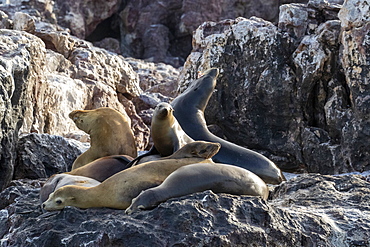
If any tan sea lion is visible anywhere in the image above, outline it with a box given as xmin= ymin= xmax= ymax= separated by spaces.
xmin=69 ymin=107 xmax=137 ymax=170
xmin=66 ymin=155 xmax=134 ymax=182
xmin=125 ymin=163 xmax=269 ymax=214
xmin=151 ymin=102 xmax=193 ymax=156
xmin=40 ymin=174 xmax=101 ymax=204
xmin=127 ymin=102 xmax=193 ymax=166
xmin=42 ymin=141 xmax=220 ymax=211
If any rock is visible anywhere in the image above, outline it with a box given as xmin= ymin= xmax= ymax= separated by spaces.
xmin=0 ymin=10 xmax=12 ymax=29
xmin=132 ymin=92 xmax=172 ymax=113
xmin=0 ymin=174 xmax=369 ymax=246
xmin=93 ymin=37 xmax=121 ymax=54
xmin=338 ymin=0 xmax=370 ymax=172
xmin=0 ymin=0 xmax=57 ymax=26
xmin=125 ymin=57 xmax=180 ymax=97
xmin=177 ymin=0 xmax=369 ymax=174
xmin=119 ymin=0 xmax=309 ymax=66
xmin=118 ymin=95 xmax=150 ymax=151
xmin=13 ymin=12 xmax=35 ymax=33
xmin=53 ymin=0 xmax=121 ymax=38
xmin=0 ymin=29 xmax=45 ymax=191
xmin=0 ymin=0 xmax=120 ymax=39
xmin=14 ymin=133 xmax=87 ymax=180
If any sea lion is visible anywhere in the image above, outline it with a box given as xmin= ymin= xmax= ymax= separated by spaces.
xmin=66 ymin=155 xmax=134 ymax=182
xmin=69 ymin=107 xmax=137 ymax=170
xmin=42 ymin=141 xmax=220 ymax=211
xmin=127 ymin=102 xmax=193 ymax=166
xmin=171 ymin=68 xmax=285 ymax=184
xmin=40 ymin=174 xmax=101 ymax=203
xmin=125 ymin=163 xmax=269 ymax=214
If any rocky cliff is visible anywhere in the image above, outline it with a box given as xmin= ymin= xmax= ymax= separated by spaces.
xmin=0 ymin=0 xmax=370 ymax=246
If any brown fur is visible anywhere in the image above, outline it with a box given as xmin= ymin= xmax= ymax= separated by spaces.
xmin=42 ymin=141 xmax=220 ymax=211
xmin=66 ymin=155 xmax=134 ymax=182
xmin=151 ymin=102 xmax=193 ymax=156
xmin=69 ymin=107 xmax=137 ymax=170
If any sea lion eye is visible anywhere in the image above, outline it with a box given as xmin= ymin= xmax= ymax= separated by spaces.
xmin=56 ymin=199 xmax=62 ymax=204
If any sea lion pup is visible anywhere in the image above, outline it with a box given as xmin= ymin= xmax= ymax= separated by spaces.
xmin=125 ymin=163 xmax=269 ymax=214
xmin=66 ymin=155 xmax=134 ymax=182
xmin=69 ymin=107 xmax=137 ymax=170
xmin=42 ymin=141 xmax=220 ymax=211
xmin=40 ymin=174 xmax=101 ymax=204
xmin=127 ymin=102 xmax=193 ymax=166
xmin=171 ymin=68 xmax=285 ymax=184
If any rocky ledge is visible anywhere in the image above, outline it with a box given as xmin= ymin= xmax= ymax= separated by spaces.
xmin=1 ymin=173 xmax=369 ymax=246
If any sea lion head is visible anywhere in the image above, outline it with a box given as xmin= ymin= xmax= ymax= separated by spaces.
xmin=125 ymin=189 xmax=158 ymax=214
xmin=173 ymin=68 xmax=219 ymax=112
xmin=165 ymin=141 xmax=221 ymax=159
xmin=69 ymin=107 xmax=128 ymax=135
xmin=42 ymin=186 xmax=79 ymax=211
xmin=153 ymin=102 xmax=174 ymax=121
xmin=69 ymin=109 xmax=97 ymax=134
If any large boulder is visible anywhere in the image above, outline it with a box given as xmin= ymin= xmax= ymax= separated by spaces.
xmin=14 ymin=133 xmax=87 ymax=180
xmin=177 ymin=0 xmax=369 ymax=174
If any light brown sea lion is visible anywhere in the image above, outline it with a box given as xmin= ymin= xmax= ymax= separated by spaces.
xmin=40 ymin=174 xmax=101 ymax=204
xmin=42 ymin=141 xmax=220 ymax=211
xmin=69 ymin=107 xmax=137 ymax=170
xmin=66 ymin=155 xmax=134 ymax=182
xmin=151 ymin=102 xmax=193 ymax=156
xmin=127 ymin=102 xmax=194 ymax=166
xmin=125 ymin=163 xmax=269 ymax=214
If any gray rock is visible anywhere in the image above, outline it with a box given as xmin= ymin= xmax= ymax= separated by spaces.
xmin=0 ymin=174 xmax=369 ymax=246
xmin=14 ymin=133 xmax=87 ymax=179
xmin=0 ymin=29 xmax=44 ymax=191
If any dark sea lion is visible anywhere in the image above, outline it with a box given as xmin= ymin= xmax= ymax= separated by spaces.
xmin=42 ymin=141 xmax=220 ymax=211
xmin=125 ymin=163 xmax=269 ymax=214
xmin=69 ymin=107 xmax=137 ymax=170
xmin=40 ymin=174 xmax=101 ymax=203
xmin=171 ymin=68 xmax=285 ymax=184
xmin=66 ymin=155 xmax=134 ymax=182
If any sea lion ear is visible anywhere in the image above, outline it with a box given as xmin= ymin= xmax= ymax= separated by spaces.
xmin=68 ymin=197 xmax=76 ymax=201
xmin=137 ymin=205 xmax=145 ymax=210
